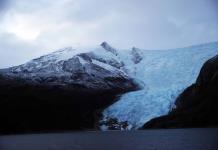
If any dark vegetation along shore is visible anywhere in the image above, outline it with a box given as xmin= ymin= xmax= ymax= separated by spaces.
xmin=0 ymin=75 xmax=138 ymax=134
xmin=143 ymin=55 xmax=218 ymax=128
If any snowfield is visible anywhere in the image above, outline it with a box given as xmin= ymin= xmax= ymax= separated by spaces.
xmin=100 ymin=42 xmax=218 ymax=129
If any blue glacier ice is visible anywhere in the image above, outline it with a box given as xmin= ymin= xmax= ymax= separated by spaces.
xmin=101 ymin=42 xmax=218 ymax=129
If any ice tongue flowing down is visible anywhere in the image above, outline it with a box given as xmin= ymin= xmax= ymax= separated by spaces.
xmin=100 ymin=42 xmax=118 ymax=56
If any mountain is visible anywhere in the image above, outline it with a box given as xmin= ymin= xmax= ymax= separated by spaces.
xmin=0 ymin=41 xmax=218 ymax=133
xmin=0 ymin=42 xmax=138 ymax=134
xmin=142 ymin=55 xmax=218 ymax=128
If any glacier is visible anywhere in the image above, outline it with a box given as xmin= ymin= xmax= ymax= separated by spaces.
xmin=100 ymin=42 xmax=218 ymax=130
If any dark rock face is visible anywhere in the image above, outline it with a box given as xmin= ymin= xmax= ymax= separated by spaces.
xmin=131 ymin=47 xmax=143 ymax=64
xmin=63 ymin=57 xmax=85 ymax=73
xmin=143 ymin=55 xmax=218 ymax=129
xmin=101 ymin=42 xmax=118 ymax=56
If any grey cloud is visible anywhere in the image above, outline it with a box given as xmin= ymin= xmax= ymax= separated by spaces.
xmin=0 ymin=0 xmax=218 ymax=67
xmin=0 ymin=33 xmax=43 ymax=68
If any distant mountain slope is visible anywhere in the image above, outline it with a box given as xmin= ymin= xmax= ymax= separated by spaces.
xmin=143 ymin=55 xmax=218 ymax=128
xmin=100 ymin=42 xmax=218 ymax=130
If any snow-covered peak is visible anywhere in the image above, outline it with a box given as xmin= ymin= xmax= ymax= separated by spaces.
xmin=6 ymin=47 xmax=84 ymax=74
xmin=100 ymin=41 xmax=118 ymax=56
xmin=0 ymin=43 xmax=136 ymax=90
xmin=33 ymin=47 xmax=81 ymax=63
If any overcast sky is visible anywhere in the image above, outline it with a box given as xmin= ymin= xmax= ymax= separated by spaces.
xmin=0 ymin=0 xmax=218 ymax=68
